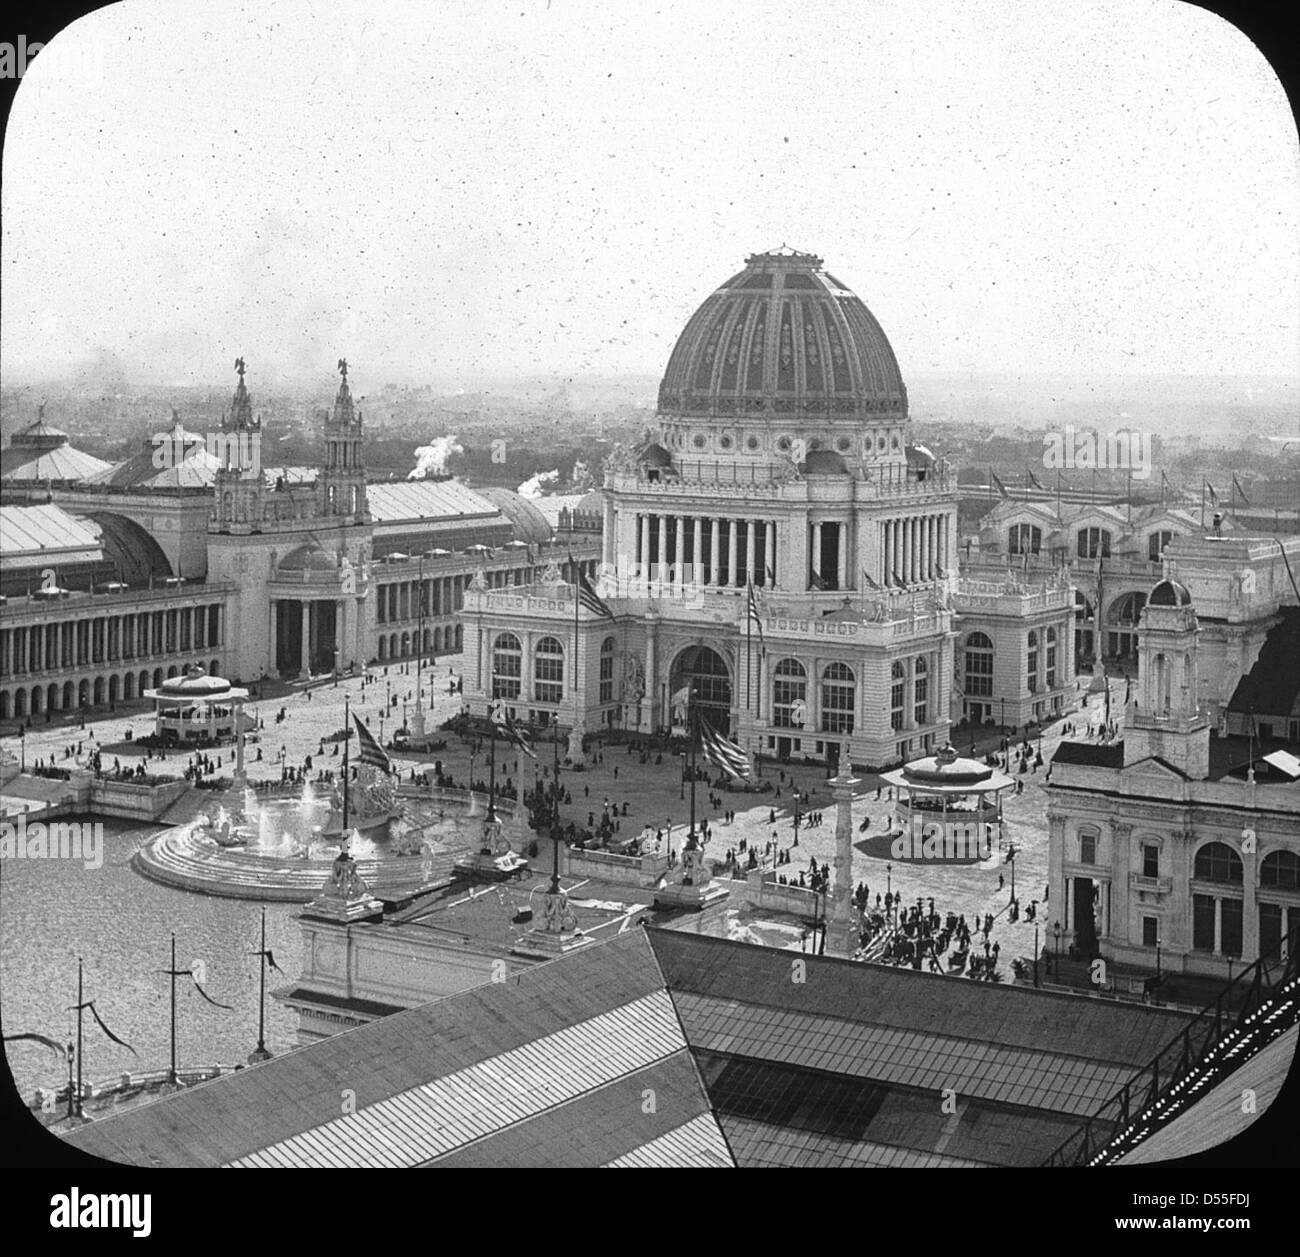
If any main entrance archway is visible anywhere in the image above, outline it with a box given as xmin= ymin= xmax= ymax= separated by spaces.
xmin=668 ymin=645 xmax=732 ymax=735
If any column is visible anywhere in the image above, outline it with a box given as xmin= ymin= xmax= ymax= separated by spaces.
xmin=658 ymin=513 xmax=670 ymax=584
xmin=300 ymin=602 xmax=310 ymax=675
xmin=765 ymin=520 xmax=776 ymax=586
xmin=270 ymin=600 xmax=279 ymax=674
xmin=836 ymin=520 xmax=849 ymax=590
xmin=1214 ymin=897 xmax=1223 ymax=955
xmin=811 ymin=522 xmax=822 ymax=585
xmin=638 ymin=514 xmax=650 ymax=581
xmin=674 ymin=513 xmax=685 ymax=585
xmin=727 ymin=519 xmax=738 ymax=587
xmin=337 ymin=599 xmax=348 ymax=672
xmin=924 ymin=517 xmax=933 ymax=580
xmin=693 ymin=515 xmax=704 ymax=586
xmin=1243 ymin=845 xmax=1259 ymax=961
xmin=893 ymin=518 xmax=902 ymax=585
xmin=744 ymin=519 xmax=756 ymax=587
xmin=710 ymin=518 xmax=721 ymax=587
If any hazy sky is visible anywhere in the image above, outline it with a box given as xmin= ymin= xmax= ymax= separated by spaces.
xmin=3 ymin=0 xmax=1297 ymax=388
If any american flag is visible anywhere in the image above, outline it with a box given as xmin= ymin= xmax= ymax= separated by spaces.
xmin=352 ymin=712 xmax=391 ymax=774
xmin=699 ymin=720 xmax=752 ymax=781
xmin=491 ymin=705 xmax=537 ymax=759
xmin=570 ymin=554 xmax=614 ymax=618
xmin=746 ymin=581 xmax=765 ymax=648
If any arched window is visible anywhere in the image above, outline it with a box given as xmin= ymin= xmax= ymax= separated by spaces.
xmin=1194 ymin=842 xmax=1243 ymax=884
xmin=492 ymin=632 xmax=522 ymax=700
xmin=773 ymin=658 xmax=807 ymax=729
xmin=820 ymin=662 xmax=855 ymax=734
xmin=964 ymin=632 xmax=993 ymax=698
xmin=1045 ymin=626 xmax=1058 ymax=689
xmin=1027 ymin=630 xmax=1039 ymax=693
xmin=1112 ymin=592 xmax=1147 ymax=627
xmin=1077 ymin=527 xmax=1112 ymax=560
xmin=1148 ymin=530 xmax=1176 ymax=562
xmin=1261 ymin=850 xmax=1300 ymax=890
xmin=599 ymin=636 xmax=616 ymax=704
xmin=1008 ymin=523 xmax=1042 ymax=556
xmin=913 ymin=656 xmax=928 ymax=726
xmin=891 ymin=661 xmax=906 ymax=730
xmin=533 ymin=636 xmax=564 ymax=703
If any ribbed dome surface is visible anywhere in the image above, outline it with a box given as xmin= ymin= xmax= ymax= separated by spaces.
xmin=657 ymin=248 xmax=907 ymax=421
xmin=1149 ymin=578 xmax=1193 ymax=607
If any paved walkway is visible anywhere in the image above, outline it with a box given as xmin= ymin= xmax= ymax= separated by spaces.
xmin=8 ymin=661 xmax=1130 ymax=972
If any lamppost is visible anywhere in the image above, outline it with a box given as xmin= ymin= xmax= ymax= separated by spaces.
xmin=1007 ymin=843 xmax=1017 ymax=900
xmin=1033 ymin=921 xmax=1040 ymax=988
xmin=1155 ymin=934 xmax=1162 ymax=982
xmin=1053 ymin=920 xmax=1062 ymax=979
xmin=19 ymin=727 xmax=25 ymax=772
xmin=886 ymin=862 xmax=893 ymax=922
xmin=679 ymin=746 xmax=685 ymax=800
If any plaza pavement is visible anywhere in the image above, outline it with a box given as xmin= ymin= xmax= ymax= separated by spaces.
xmin=9 ymin=658 xmax=1127 ymax=973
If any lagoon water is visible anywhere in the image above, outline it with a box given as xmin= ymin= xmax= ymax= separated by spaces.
xmin=0 ymin=818 xmax=303 ymax=1104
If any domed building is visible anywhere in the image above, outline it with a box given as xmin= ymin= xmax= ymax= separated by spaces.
xmin=461 ymin=248 xmax=960 ymax=770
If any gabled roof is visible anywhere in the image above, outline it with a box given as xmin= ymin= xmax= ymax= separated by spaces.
xmin=63 ymin=931 xmax=731 ymax=1169
xmin=366 ymin=480 xmax=502 ymax=525
xmin=0 ymin=504 xmax=102 ymax=562
xmin=1228 ymin=605 xmax=1300 ymax=719
xmin=1051 ymin=741 xmax=1125 ymax=769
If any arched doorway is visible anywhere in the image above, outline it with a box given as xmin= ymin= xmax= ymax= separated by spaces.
xmin=668 ymin=645 xmax=732 ymax=735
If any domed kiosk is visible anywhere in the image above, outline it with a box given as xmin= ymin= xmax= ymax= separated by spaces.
xmin=144 ymin=663 xmax=249 ymax=745
xmin=880 ymin=744 xmax=1017 ymax=861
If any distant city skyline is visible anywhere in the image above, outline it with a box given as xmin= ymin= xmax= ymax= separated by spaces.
xmin=3 ymin=0 xmax=1298 ymax=387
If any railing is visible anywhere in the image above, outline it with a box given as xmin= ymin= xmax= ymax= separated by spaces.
xmin=1040 ymin=926 xmax=1299 ymax=1167
xmin=1129 ymin=872 xmax=1173 ymax=894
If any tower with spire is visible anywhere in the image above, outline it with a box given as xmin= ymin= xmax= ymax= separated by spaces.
xmin=212 ymin=357 xmax=265 ymax=531
xmin=1124 ymin=575 xmax=1210 ymax=779
xmin=318 ymin=358 xmax=370 ymax=524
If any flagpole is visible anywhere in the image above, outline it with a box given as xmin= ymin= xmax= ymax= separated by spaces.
xmin=746 ymin=588 xmax=753 ymax=716
xmin=256 ymin=908 xmax=267 ymax=1060
xmin=342 ymin=694 xmax=350 ymax=833
xmin=1201 ymin=479 xmax=1206 ymax=531
xmin=687 ymin=690 xmax=698 ymax=849
xmin=169 ymin=933 xmax=177 ymax=1085
xmin=75 ymin=958 xmax=83 ymax=1119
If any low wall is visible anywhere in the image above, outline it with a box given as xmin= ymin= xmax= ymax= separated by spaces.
xmin=562 ymin=844 xmax=670 ymax=886
xmin=89 ymin=777 xmax=191 ymax=821
xmin=745 ymin=868 xmax=819 ymax=916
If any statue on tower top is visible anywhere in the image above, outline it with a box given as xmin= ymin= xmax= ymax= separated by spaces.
xmin=338 ymin=358 xmax=348 ymax=379
xmin=235 ymin=357 xmax=246 ymax=378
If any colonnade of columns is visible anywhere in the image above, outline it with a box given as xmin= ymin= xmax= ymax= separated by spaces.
xmin=882 ymin=514 xmax=950 ymax=586
xmin=0 ymin=604 xmax=224 ymax=677
xmin=633 ymin=514 xmax=775 ymax=587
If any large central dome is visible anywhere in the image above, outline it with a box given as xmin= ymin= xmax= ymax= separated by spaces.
xmin=657 ymin=247 xmax=907 ymax=422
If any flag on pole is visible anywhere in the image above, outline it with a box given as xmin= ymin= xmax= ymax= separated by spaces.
xmin=861 ymin=568 xmax=881 ymax=591
xmin=570 ymin=553 xmax=614 ymax=618
xmin=670 ymin=685 xmax=691 ymax=722
xmin=809 ymin=569 xmax=829 ymax=591
xmin=1206 ymin=481 xmax=1219 ymax=508
xmin=892 ymin=570 xmax=909 ymax=588
xmin=699 ymin=720 xmax=752 ymax=781
xmin=501 ymin=711 xmax=537 ymax=759
xmin=991 ymin=471 xmax=1009 ymax=498
xmin=934 ymin=563 xmax=947 ymax=578
xmin=1232 ymin=473 xmax=1250 ymax=508
xmin=746 ymin=581 xmax=766 ymax=648
xmin=1027 ymin=468 xmax=1045 ymax=491
xmin=352 ymin=713 xmax=392 ymax=775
